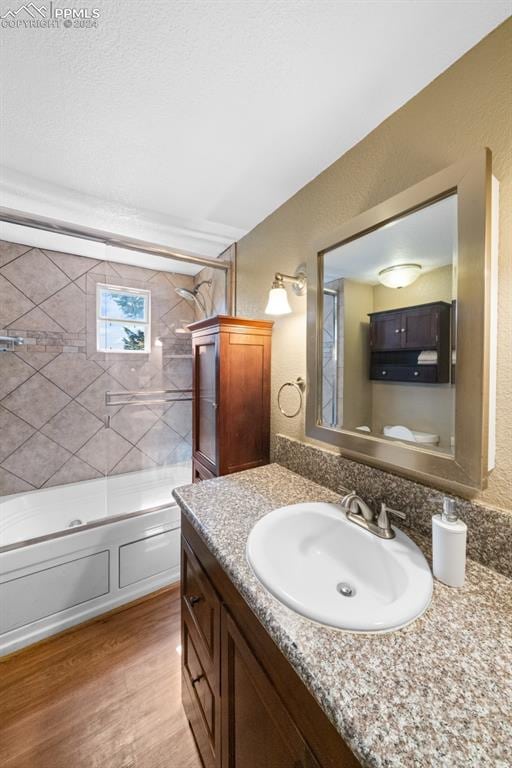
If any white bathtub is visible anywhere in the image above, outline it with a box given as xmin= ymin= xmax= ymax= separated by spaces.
xmin=0 ymin=463 xmax=191 ymax=656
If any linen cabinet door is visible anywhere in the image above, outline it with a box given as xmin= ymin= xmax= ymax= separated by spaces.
xmin=192 ymin=331 xmax=219 ymax=475
xmin=221 ymin=609 xmax=321 ymax=768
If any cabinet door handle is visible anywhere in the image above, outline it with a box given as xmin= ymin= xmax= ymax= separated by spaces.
xmin=381 ymin=370 xmax=387 ymax=376
xmin=414 ymin=371 xmax=419 ymax=377
xmin=191 ymin=674 xmax=204 ymax=686
xmin=189 ymin=595 xmax=202 ymax=606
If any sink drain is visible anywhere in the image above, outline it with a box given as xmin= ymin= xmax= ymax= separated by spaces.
xmin=336 ymin=582 xmax=355 ymax=597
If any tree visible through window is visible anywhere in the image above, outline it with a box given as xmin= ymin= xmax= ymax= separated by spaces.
xmin=97 ymin=284 xmax=151 ymax=353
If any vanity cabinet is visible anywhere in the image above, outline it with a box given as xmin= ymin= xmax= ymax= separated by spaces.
xmin=180 ymin=516 xmax=360 ymax=768
xmin=189 ymin=316 xmax=273 ymax=482
xmin=369 ymin=301 xmax=451 ymax=383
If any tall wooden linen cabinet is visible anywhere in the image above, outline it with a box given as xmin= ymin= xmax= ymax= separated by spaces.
xmin=188 ymin=315 xmax=273 ymax=482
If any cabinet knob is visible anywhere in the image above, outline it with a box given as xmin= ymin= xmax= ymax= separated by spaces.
xmin=189 ymin=595 xmax=202 ymax=606
xmin=191 ymin=674 xmax=204 ymax=686
xmin=394 ymin=329 xmax=400 ymax=334
xmin=414 ymin=371 xmax=419 ymax=377
xmin=381 ymin=370 xmax=387 ymax=376
xmin=212 ymin=402 xmax=218 ymax=410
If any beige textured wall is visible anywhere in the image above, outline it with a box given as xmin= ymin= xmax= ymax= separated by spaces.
xmin=236 ymin=19 xmax=512 ymax=511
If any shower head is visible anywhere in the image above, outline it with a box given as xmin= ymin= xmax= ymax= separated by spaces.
xmin=175 ymin=287 xmax=197 ymax=302
xmin=174 ymin=279 xmax=212 ymax=317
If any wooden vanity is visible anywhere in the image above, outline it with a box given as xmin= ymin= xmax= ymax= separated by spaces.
xmin=180 ymin=515 xmax=359 ymax=768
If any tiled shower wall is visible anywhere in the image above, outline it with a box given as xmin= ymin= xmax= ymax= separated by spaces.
xmin=0 ymin=239 xmax=201 ymax=495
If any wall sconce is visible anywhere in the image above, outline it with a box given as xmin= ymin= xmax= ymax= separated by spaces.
xmin=377 ymin=263 xmax=422 ymax=289
xmin=265 ymin=265 xmax=307 ymax=315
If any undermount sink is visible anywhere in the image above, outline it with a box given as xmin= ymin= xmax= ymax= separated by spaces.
xmin=246 ymin=502 xmax=433 ymax=633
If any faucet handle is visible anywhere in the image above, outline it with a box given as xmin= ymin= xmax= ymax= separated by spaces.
xmin=377 ymin=503 xmax=407 ymax=532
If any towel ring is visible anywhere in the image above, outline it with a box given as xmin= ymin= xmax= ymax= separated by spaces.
xmin=277 ymin=377 xmax=306 ymax=418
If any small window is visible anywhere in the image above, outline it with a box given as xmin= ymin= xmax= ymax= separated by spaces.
xmin=96 ymin=284 xmax=151 ymax=353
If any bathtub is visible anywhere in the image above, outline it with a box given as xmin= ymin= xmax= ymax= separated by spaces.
xmin=0 ymin=463 xmax=191 ymax=656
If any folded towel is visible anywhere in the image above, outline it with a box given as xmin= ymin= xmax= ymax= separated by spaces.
xmin=418 ymin=351 xmax=438 ymax=365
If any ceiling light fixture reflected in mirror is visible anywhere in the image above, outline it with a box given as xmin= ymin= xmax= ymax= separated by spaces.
xmin=377 ymin=263 xmax=422 ymax=289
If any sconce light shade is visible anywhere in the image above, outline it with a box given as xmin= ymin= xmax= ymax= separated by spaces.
xmin=265 ymin=286 xmax=292 ymax=315
xmin=378 ymin=263 xmax=422 ymax=289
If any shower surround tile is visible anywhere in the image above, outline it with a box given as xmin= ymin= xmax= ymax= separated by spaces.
xmin=0 ymin=240 xmax=31 ymax=268
xmin=0 ymin=241 xmax=203 ymax=492
xmin=41 ymin=401 xmax=103 ymax=453
xmin=44 ymin=455 xmax=102 ymax=487
xmin=77 ymin=427 xmax=132 ymax=474
xmin=42 ymin=249 xmax=99 ymax=280
xmin=273 ymin=434 xmax=512 ymax=578
xmin=40 ymin=352 xmax=103 ymax=397
xmin=2 ymin=432 xmax=71 ymax=487
xmin=0 ymin=407 xmax=35 ymax=463
xmin=0 ymin=354 xmax=35 ymax=400
xmin=0 ymin=467 xmax=34 ymax=495
xmin=1 ymin=248 xmax=69 ymax=304
xmin=1 ymin=373 xmax=71 ymax=429
xmin=40 ymin=282 xmax=86 ymax=333
xmin=0 ymin=274 xmax=34 ymax=327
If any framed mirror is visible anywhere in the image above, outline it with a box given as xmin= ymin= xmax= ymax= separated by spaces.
xmin=306 ymin=149 xmax=495 ymax=492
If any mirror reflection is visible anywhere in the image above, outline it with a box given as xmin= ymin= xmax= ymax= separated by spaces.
xmin=321 ymin=194 xmax=457 ymax=454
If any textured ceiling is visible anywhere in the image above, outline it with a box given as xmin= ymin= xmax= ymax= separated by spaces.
xmin=0 ymin=0 xmax=509 ymax=249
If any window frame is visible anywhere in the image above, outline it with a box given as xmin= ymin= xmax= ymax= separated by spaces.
xmin=96 ymin=283 xmax=151 ymax=354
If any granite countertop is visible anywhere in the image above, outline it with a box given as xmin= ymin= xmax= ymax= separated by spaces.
xmin=173 ymin=464 xmax=512 ymax=768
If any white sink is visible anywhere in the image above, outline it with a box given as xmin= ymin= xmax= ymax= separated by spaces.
xmin=246 ymin=502 xmax=433 ymax=633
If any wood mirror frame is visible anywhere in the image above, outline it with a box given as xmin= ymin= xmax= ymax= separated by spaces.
xmin=306 ymin=149 xmax=494 ymax=493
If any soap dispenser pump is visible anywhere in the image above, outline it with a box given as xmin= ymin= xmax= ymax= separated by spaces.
xmin=432 ymin=497 xmax=467 ymax=587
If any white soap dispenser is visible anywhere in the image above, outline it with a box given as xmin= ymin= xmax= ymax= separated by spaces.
xmin=432 ymin=497 xmax=467 ymax=587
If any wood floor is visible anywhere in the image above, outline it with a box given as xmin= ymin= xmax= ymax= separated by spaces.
xmin=0 ymin=586 xmax=203 ymax=768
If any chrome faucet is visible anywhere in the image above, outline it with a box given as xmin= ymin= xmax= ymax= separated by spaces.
xmin=340 ymin=491 xmax=406 ymax=539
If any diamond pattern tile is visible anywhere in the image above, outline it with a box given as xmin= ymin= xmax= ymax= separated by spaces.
xmin=0 ymin=466 xmax=34 ymax=495
xmin=137 ymin=421 xmax=183 ymax=464
xmin=0 ymin=274 xmax=35 ymax=327
xmin=2 ymin=432 xmax=71 ymax=487
xmin=161 ymin=400 xmax=192 ymax=438
xmin=42 ymin=249 xmax=99 ymax=280
xmin=166 ymin=439 xmax=192 ymax=465
xmin=44 ymin=455 xmax=102 ymax=488
xmin=41 ymin=401 xmax=103 ymax=453
xmin=76 ymin=372 xmax=126 ymax=418
xmin=0 ymin=353 xmax=35 ymax=399
xmin=8 ymin=306 xmax=64 ymax=333
xmin=105 ymin=262 xmax=156 ymax=283
xmin=0 ymin=241 xmax=32 ymax=268
xmin=109 ymin=405 xmax=159 ymax=444
xmin=0 ymin=406 xmax=35 ymax=462
xmin=41 ymin=353 xmax=103 ymax=398
xmin=40 ymin=282 xmax=86 ymax=333
xmin=77 ymin=427 xmax=132 ymax=474
xmin=1 ymin=373 xmax=71 ymax=429
xmin=14 ymin=349 xmax=60 ymax=371
xmin=105 ymin=360 xmax=160 ymax=391
xmin=1 ymin=248 xmax=69 ymax=304
xmin=110 ymin=446 xmax=157 ymax=476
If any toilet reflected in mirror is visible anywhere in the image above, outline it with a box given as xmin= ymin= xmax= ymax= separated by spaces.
xmin=320 ymin=193 xmax=457 ymax=455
